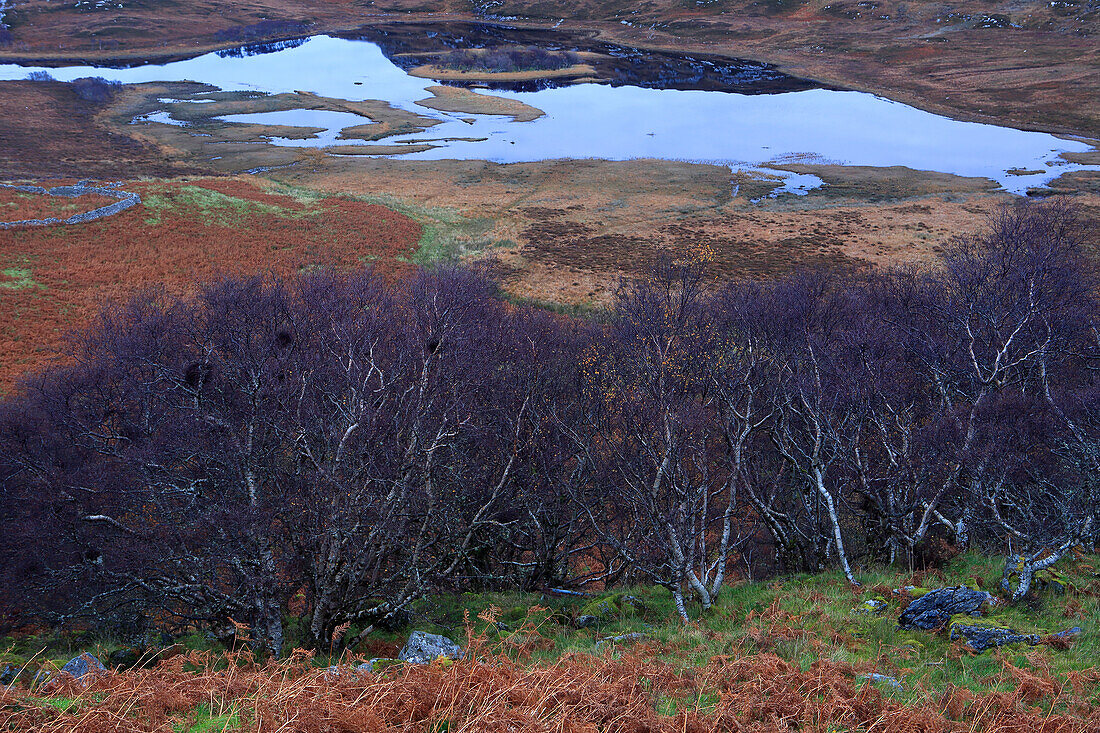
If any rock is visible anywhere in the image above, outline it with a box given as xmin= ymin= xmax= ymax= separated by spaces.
xmin=1052 ymin=626 xmax=1083 ymax=641
xmin=498 ymin=606 xmax=532 ymax=627
xmin=949 ymin=621 xmax=1040 ymax=653
xmin=109 ymin=642 xmax=184 ymax=670
xmin=357 ymin=657 xmax=399 ymax=673
xmin=157 ymin=644 xmax=185 ymax=663
xmin=860 ymin=673 xmax=903 ymax=690
xmin=893 ymin=586 xmax=929 ymax=598
xmin=398 ymin=631 xmax=464 ymax=665
xmin=323 ymin=664 xmax=351 ymax=679
xmin=579 ymin=594 xmax=644 ymax=623
xmin=135 ymin=630 xmax=175 ymax=649
xmin=595 ymin=632 xmax=646 ymax=652
xmin=60 ymin=653 xmax=107 ymax=683
xmin=0 ymin=664 xmax=19 ymax=686
xmin=573 ymin=614 xmax=600 ymax=629
xmin=1035 ymin=569 xmax=1072 ymax=596
xmin=108 ymin=647 xmax=143 ymax=670
xmin=30 ymin=669 xmax=51 ymax=689
xmin=897 ymin=587 xmax=994 ymax=630
xmin=853 ymin=598 xmax=888 ymax=616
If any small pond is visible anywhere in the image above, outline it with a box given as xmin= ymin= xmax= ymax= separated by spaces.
xmin=0 ymin=33 xmax=1095 ymax=194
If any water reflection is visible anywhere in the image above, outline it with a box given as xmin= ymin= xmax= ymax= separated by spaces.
xmin=0 ymin=34 xmax=1095 ymax=194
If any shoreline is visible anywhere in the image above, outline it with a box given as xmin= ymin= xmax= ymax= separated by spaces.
xmin=0 ymin=14 xmax=1097 ymax=141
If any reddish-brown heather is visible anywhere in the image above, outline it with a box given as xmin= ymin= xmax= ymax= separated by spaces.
xmin=3 ymin=633 xmax=1100 ymax=732
xmin=0 ymin=187 xmax=118 ymax=223
xmin=0 ymin=178 xmax=421 ymax=393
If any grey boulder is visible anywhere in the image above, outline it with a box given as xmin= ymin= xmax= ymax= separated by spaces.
xmin=0 ymin=664 xmax=19 ymax=686
xmin=594 ymin=632 xmax=647 ymax=653
xmin=860 ymin=673 xmax=903 ymax=690
xmin=1053 ymin=626 xmax=1083 ymax=641
xmin=949 ymin=623 xmax=1041 ymax=653
xmin=573 ymin=615 xmax=600 ymax=629
xmin=61 ymin=653 xmax=107 ymax=683
xmin=897 ymin=587 xmax=993 ymax=630
xmin=398 ymin=631 xmax=464 ymax=664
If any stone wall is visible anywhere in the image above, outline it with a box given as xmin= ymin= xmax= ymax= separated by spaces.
xmin=0 ymin=180 xmax=141 ymax=229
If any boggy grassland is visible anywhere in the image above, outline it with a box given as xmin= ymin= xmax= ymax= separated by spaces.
xmin=1 ymin=25 xmax=1099 ymax=392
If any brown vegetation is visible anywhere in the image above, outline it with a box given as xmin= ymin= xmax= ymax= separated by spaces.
xmin=415 ymin=85 xmax=545 ymax=122
xmin=0 ymin=178 xmax=421 ymax=392
xmin=0 ymin=2 xmax=1097 ymax=139
xmin=0 ymin=81 xmax=199 ymax=180
xmin=274 ymin=155 xmax=1050 ymax=305
xmin=408 ymin=62 xmax=596 ymax=83
xmin=0 ymin=186 xmax=117 ymax=222
xmin=4 ymin=631 xmax=1100 ymax=732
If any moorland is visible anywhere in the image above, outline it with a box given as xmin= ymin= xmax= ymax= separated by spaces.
xmin=2 ymin=0 xmax=1100 ymax=730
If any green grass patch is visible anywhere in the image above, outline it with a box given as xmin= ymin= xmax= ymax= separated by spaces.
xmin=0 ymin=267 xmax=44 ymax=291
xmin=174 ymin=704 xmax=240 ymax=732
xmin=30 ymin=696 xmax=79 ymax=712
xmin=141 ymin=185 xmax=300 ymax=227
xmin=265 ymin=182 xmax=502 ymax=264
xmin=6 ymin=553 xmax=1098 ymax=716
xmin=372 ymin=196 xmax=497 ymax=265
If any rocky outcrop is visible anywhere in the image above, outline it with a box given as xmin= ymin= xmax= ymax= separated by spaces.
xmin=579 ymin=594 xmax=644 ymax=624
xmin=949 ymin=621 xmax=1041 ymax=653
xmin=357 ymin=657 xmax=400 ymax=673
xmin=107 ymin=642 xmax=184 ymax=670
xmin=398 ymin=631 xmax=464 ymax=664
xmin=108 ymin=648 xmax=143 ymax=670
xmin=897 ymin=587 xmax=994 ymax=630
xmin=1053 ymin=626 xmax=1083 ymax=641
xmin=573 ymin=614 xmax=599 ymax=629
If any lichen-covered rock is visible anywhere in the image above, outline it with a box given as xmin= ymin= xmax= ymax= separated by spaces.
xmin=61 ymin=653 xmax=107 ymax=683
xmin=579 ymin=593 xmax=644 ymax=622
xmin=897 ymin=587 xmax=994 ymax=630
xmin=323 ymin=664 xmax=353 ymax=679
xmin=893 ymin=586 xmax=930 ymax=598
xmin=498 ymin=605 xmax=555 ymax=628
xmin=357 ymin=657 xmax=400 ymax=673
xmin=573 ymin=614 xmax=599 ymax=629
xmin=1034 ymin=569 xmax=1074 ymax=596
xmin=594 ymin=632 xmax=646 ymax=652
xmin=398 ymin=631 xmax=464 ymax=664
xmin=949 ymin=620 xmax=1040 ymax=652
xmin=853 ymin=598 xmax=888 ymax=616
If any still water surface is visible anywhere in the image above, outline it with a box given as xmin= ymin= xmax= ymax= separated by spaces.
xmin=1 ymin=35 xmax=1095 ymax=194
